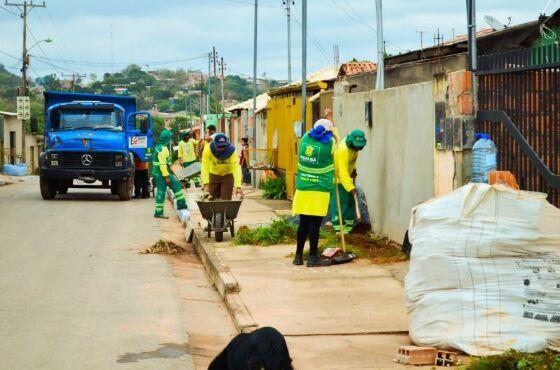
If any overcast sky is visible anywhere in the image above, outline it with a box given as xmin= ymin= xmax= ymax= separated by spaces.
xmin=0 ymin=0 xmax=555 ymax=81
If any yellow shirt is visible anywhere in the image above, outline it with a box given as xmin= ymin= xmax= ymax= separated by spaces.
xmin=201 ymin=144 xmax=242 ymax=187
xmin=334 ymin=139 xmax=358 ymax=192
xmin=157 ymin=146 xmax=170 ymax=177
xmin=178 ymin=138 xmax=198 ymax=163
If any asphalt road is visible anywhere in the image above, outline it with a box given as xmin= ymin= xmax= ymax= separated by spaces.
xmin=0 ymin=180 xmax=195 ymax=369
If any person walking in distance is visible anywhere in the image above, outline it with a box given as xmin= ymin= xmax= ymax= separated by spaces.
xmin=152 ymin=130 xmax=187 ymax=218
xmin=292 ymin=119 xmax=336 ymax=267
xmin=239 ymin=137 xmax=251 ymax=185
xmin=197 ymin=124 xmax=217 ymax=159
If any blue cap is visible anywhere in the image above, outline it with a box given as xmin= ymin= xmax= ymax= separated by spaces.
xmin=476 ymin=133 xmax=490 ymax=140
xmin=214 ymin=133 xmax=229 ymax=147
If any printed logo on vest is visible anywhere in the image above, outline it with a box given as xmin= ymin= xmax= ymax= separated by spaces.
xmin=301 ymin=144 xmax=320 ymax=165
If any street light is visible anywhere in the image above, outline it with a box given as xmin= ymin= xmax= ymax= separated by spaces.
xmin=27 ymin=37 xmax=53 ymax=52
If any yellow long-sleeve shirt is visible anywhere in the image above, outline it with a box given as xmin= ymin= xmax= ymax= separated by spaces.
xmin=178 ymin=138 xmax=198 ymax=163
xmin=334 ymin=139 xmax=358 ymax=192
xmin=156 ymin=146 xmax=171 ymax=177
xmin=201 ymin=144 xmax=242 ymax=187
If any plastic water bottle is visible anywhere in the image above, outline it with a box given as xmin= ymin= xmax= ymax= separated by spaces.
xmin=472 ymin=133 xmax=497 ymax=183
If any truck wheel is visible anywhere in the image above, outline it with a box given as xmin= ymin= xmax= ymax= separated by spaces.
xmin=117 ymin=178 xmax=133 ymax=200
xmin=110 ymin=181 xmax=119 ymax=195
xmin=58 ymin=186 xmax=68 ymax=195
xmin=40 ymin=177 xmax=57 ymax=200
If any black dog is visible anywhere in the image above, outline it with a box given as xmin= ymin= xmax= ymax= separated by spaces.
xmin=208 ymin=327 xmax=293 ymax=370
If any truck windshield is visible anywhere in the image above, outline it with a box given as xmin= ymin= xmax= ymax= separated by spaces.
xmin=52 ymin=109 xmax=123 ymax=131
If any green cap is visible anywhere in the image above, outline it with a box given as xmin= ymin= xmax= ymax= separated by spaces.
xmin=159 ymin=130 xmax=173 ymax=146
xmin=346 ymin=129 xmax=366 ymax=149
xmin=182 ymin=130 xmax=190 ymax=139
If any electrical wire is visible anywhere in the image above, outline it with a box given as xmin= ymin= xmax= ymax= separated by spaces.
xmin=0 ymin=49 xmax=20 ymax=60
xmin=29 ymin=54 xmax=207 ymax=67
xmin=0 ymin=5 xmax=19 ymax=16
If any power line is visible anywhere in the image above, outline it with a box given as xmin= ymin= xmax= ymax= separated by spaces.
xmin=28 ymin=54 xmax=207 ymax=67
xmin=290 ymin=10 xmax=331 ymax=64
xmin=0 ymin=49 xmax=20 ymax=59
xmin=0 ymin=4 xmax=19 ymax=16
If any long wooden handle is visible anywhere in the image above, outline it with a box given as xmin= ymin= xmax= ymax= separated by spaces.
xmin=334 ymin=182 xmax=346 ymax=253
xmin=354 ymin=192 xmax=361 ymax=221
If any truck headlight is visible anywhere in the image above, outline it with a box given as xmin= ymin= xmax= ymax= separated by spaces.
xmin=50 ymin=160 xmax=59 ymax=167
xmin=115 ymin=153 xmax=124 ymax=167
xmin=49 ymin=153 xmax=59 ymax=166
xmin=50 ymin=153 xmax=58 ymax=159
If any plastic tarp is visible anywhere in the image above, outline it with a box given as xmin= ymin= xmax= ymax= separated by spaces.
xmin=405 ymin=183 xmax=560 ymax=356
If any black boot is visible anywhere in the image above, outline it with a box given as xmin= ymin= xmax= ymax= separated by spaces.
xmin=293 ymin=254 xmax=303 ymax=266
xmin=307 ymin=254 xmax=331 ymax=267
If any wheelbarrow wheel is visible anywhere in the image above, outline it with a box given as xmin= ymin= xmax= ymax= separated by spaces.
xmin=207 ymin=222 xmax=211 ymax=238
xmin=215 ymin=231 xmax=224 ymax=242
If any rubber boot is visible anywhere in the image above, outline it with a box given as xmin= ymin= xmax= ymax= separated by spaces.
xmin=307 ymin=254 xmax=331 ymax=267
xmin=293 ymin=254 xmax=303 ymax=266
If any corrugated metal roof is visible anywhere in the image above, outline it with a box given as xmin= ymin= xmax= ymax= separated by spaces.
xmin=0 ymin=111 xmax=18 ymax=117
xmin=226 ymin=93 xmax=270 ymax=113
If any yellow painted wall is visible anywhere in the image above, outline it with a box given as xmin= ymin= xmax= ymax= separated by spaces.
xmin=267 ymin=92 xmax=314 ymax=199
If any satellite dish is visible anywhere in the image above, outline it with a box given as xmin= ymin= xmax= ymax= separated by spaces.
xmin=484 ymin=15 xmax=507 ymax=31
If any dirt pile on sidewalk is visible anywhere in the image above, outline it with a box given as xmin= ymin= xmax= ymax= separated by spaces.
xmin=141 ymin=239 xmax=185 ymax=255
xmin=344 ymin=234 xmax=408 ymax=264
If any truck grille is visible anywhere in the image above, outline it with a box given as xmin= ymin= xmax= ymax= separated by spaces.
xmin=57 ymin=152 xmax=114 ymax=169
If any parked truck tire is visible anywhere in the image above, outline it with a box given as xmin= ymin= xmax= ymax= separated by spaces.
xmin=110 ymin=181 xmax=119 ymax=195
xmin=117 ymin=177 xmax=133 ymax=200
xmin=40 ymin=177 xmax=57 ymax=200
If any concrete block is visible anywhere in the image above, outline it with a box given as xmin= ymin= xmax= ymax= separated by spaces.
xmin=395 ymin=345 xmax=437 ymax=365
xmin=224 ymin=293 xmax=258 ymax=334
xmin=0 ymin=180 xmax=5 ymax=186
xmin=435 ymin=350 xmax=458 ymax=366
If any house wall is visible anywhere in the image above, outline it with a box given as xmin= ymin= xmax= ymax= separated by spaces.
xmin=1 ymin=115 xmax=23 ymax=166
xmin=24 ymin=133 xmax=42 ymax=174
xmin=334 ymin=82 xmax=436 ymax=242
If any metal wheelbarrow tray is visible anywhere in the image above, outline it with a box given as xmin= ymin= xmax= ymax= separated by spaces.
xmin=196 ymin=199 xmax=243 ymax=242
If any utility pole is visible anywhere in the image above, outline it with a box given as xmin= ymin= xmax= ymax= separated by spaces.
xmin=200 ymin=73 xmax=204 ymax=129
xmin=375 ymin=0 xmax=384 ymax=90
xmin=301 ymin=0 xmax=307 ymax=127
xmin=282 ymin=0 xmax=293 ymax=83
xmin=219 ymin=57 xmax=226 ymax=133
xmin=333 ymin=44 xmax=340 ymax=68
xmin=5 ymin=0 xmax=47 ymax=96
xmin=212 ymin=47 xmax=218 ymax=119
xmin=252 ymin=0 xmax=258 ymax=187
xmin=416 ymin=30 xmax=426 ymax=59
xmin=466 ymin=0 xmax=478 ymax=109
xmin=5 ymin=0 xmax=46 ymax=165
xmin=206 ymin=52 xmax=211 ymax=120
xmin=61 ymin=72 xmax=86 ymax=92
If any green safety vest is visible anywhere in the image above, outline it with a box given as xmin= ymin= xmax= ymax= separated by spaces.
xmin=295 ymin=133 xmax=334 ymax=192
xmin=152 ymin=144 xmax=171 ymax=176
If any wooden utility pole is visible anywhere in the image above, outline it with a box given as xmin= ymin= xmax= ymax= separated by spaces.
xmin=5 ymin=0 xmax=46 ymax=164
xmin=212 ymin=47 xmax=218 ymax=118
xmin=200 ymin=73 xmax=204 ymax=130
xmin=62 ymin=72 xmax=86 ymax=92
xmin=282 ymin=0 xmax=293 ymax=83
xmin=416 ymin=30 xmax=426 ymax=59
xmin=220 ymin=57 xmax=226 ymax=133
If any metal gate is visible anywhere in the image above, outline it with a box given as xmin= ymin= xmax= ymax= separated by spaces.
xmin=477 ymin=44 xmax=560 ymax=207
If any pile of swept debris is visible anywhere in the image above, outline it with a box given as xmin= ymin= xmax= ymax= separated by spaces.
xmin=140 ymin=239 xmax=185 ymax=255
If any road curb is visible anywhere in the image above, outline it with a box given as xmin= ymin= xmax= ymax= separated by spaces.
xmin=190 ymin=227 xmax=258 ymax=333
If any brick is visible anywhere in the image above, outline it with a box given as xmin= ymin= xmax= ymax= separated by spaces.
xmin=395 ymin=346 xmax=437 ymax=365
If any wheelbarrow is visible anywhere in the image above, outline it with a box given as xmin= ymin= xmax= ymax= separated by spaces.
xmin=196 ymin=199 xmax=243 ymax=242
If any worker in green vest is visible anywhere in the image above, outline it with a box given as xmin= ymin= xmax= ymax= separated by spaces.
xmin=178 ymin=130 xmax=200 ymax=187
xmin=152 ymin=130 xmax=187 ymax=218
xmin=330 ymin=129 xmax=367 ymax=233
xmin=292 ymin=119 xmax=335 ymax=267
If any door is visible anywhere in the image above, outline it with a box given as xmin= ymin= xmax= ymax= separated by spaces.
xmin=9 ymin=131 xmax=15 ymax=164
xmin=126 ymin=112 xmax=153 ymax=162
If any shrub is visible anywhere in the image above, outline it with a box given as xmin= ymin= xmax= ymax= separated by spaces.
xmin=261 ymin=176 xmax=287 ymax=200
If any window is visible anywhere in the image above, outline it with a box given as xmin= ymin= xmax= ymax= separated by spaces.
xmin=52 ymin=109 xmax=123 ymax=131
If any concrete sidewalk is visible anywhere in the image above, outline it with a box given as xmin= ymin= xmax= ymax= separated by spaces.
xmin=183 ymin=187 xmax=424 ymax=369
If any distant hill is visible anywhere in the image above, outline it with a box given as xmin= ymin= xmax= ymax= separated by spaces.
xmin=0 ymin=64 xmax=21 ymax=111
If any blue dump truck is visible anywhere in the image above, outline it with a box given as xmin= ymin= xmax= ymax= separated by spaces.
xmin=39 ymin=91 xmax=153 ymax=200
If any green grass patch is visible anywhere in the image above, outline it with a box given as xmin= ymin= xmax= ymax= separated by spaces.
xmin=261 ymin=177 xmax=287 ymax=200
xmin=464 ymin=350 xmax=560 ymax=370
xmin=234 ymin=217 xmax=297 ymax=246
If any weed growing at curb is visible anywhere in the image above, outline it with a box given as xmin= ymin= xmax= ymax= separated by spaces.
xmin=234 ymin=217 xmax=297 ymax=246
xmin=464 ymin=350 xmax=560 ymax=370
xmin=261 ymin=177 xmax=287 ymax=200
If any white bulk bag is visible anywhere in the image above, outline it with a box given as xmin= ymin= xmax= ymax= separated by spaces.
xmin=405 ymin=183 xmax=560 ymax=356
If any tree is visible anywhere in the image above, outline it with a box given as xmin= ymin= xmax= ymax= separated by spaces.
xmin=35 ymin=74 xmax=62 ymax=91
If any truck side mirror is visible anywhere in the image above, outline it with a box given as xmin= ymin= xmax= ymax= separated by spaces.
xmin=140 ymin=119 xmax=149 ymax=134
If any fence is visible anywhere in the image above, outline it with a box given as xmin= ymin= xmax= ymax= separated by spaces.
xmin=477 ymin=44 xmax=560 ymax=207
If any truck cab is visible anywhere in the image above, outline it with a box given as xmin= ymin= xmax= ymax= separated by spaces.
xmin=39 ymin=91 xmax=153 ymax=200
